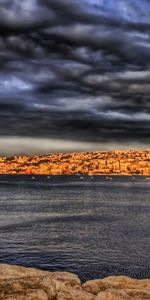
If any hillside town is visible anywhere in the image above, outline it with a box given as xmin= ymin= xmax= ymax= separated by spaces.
xmin=0 ymin=150 xmax=150 ymax=175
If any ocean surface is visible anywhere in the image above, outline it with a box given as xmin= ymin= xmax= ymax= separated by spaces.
xmin=0 ymin=175 xmax=149 ymax=282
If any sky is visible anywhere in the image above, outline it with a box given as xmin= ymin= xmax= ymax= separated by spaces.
xmin=0 ymin=0 xmax=150 ymax=155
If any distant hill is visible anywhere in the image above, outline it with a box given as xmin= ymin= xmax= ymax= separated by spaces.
xmin=0 ymin=150 xmax=150 ymax=175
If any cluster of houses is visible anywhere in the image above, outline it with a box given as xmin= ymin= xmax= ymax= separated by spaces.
xmin=0 ymin=150 xmax=150 ymax=175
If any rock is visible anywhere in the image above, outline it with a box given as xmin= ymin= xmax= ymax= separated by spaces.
xmin=0 ymin=264 xmax=81 ymax=289
xmin=95 ymin=288 xmax=150 ymax=299
xmin=57 ymin=288 xmax=95 ymax=300
xmin=83 ymin=276 xmax=150 ymax=299
xmin=0 ymin=264 xmax=81 ymax=300
xmin=95 ymin=289 xmax=132 ymax=299
xmin=0 ymin=264 xmax=149 ymax=299
xmin=2 ymin=289 xmax=48 ymax=300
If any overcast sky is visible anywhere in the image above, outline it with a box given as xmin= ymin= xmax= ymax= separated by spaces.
xmin=0 ymin=0 xmax=150 ymax=155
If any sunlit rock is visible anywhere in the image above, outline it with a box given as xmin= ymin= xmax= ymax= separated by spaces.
xmin=83 ymin=276 xmax=150 ymax=299
xmin=0 ymin=264 xmax=149 ymax=299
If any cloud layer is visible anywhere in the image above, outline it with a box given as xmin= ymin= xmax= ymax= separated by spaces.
xmin=0 ymin=0 xmax=150 ymax=154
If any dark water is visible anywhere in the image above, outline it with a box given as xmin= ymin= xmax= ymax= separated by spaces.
xmin=0 ymin=175 xmax=150 ymax=282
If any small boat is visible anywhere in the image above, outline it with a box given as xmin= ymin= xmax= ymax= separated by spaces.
xmin=32 ymin=176 xmax=35 ymax=180
xmin=80 ymin=176 xmax=84 ymax=180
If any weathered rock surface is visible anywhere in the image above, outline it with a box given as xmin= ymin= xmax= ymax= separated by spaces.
xmin=0 ymin=264 xmax=80 ymax=300
xmin=0 ymin=264 xmax=149 ymax=299
xmin=57 ymin=288 xmax=95 ymax=300
xmin=83 ymin=276 xmax=150 ymax=299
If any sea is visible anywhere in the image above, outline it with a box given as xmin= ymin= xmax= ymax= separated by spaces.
xmin=0 ymin=175 xmax=149 ymax=282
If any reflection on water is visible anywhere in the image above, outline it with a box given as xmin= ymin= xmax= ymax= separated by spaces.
xmin=0 ymin=175 xmax=150 ymax=281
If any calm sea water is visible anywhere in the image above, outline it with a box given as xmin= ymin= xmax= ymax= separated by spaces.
xmin=0 ymin=175 xmax=149 ymax=282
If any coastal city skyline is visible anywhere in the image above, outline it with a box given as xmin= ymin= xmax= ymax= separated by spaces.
xmin=0 ymin=0 xmax=150 ymax=155
xmin=0 ymin=150 xmax=150 ymax=175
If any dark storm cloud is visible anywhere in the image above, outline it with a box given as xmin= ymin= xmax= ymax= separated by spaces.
xmin=0 ymin=0 xmax=150 ymax=154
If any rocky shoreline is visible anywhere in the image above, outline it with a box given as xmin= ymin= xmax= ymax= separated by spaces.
xmin=0 ymin=264 xmax=149 ymax=299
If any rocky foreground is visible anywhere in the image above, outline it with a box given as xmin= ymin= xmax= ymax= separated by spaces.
xmin=0 ymin=264 xmax=150 ymax=299
xmin=0 ymin=150 xmax=150 ymax=175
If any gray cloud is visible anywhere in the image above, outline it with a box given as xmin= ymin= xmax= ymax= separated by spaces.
xmin=0 ymin=0 xmax=150 ymax=154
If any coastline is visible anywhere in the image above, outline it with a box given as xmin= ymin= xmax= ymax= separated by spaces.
xmin=0 ymin=264 xmax=150 ymax=299
xmin=0 ymin=150 xmax=150 ymax=175
xmin=1 ymin=172 xmax=150 ymax=177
